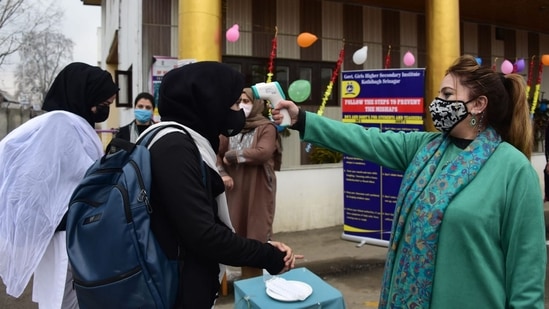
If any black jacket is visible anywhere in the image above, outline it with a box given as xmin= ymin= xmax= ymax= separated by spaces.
xmin=115 ymin=120 xmax=151 ymax=142
xmin=149 ymin=131 xmax=285 ymax=308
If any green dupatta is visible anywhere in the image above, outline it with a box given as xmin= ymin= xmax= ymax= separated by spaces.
xmin=379 ymin=127 xmax=501 ymax=308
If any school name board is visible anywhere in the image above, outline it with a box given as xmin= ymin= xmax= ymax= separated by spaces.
xmin=340 ymin=68 xmax=425 ymax=247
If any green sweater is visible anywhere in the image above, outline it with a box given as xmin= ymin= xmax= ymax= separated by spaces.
xmin=301 ymin=112 xmax=546 ymax=308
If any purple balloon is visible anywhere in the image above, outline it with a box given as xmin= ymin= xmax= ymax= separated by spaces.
xmin=515 ymin=58 xmax=525 ymax=73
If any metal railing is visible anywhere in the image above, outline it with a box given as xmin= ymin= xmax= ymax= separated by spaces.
xmin=0 ymin=105 xmax=45 ymax=140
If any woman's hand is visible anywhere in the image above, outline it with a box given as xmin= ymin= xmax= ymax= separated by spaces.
xmin=271 ymin=100 xmax=299 ymax=127
xmin=221 ymin=175 xmax=234 ymax=190
xmin=268 ymin=240 xmax=305 ymax=273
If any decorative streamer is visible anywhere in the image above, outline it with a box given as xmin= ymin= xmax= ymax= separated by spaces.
xmin=264 ymin=26 xmax=284 ymax=132
xmin=266 ymin=27 xmax=278 ymax=83
xmin=317 ymin=48 xmax=345 ymax=117
xmin=306 ymin=46 xmax=345 ymax=152
xmin=526 ymin=55 xmax=535 ymax=103
xmin=384 ymin=45 xmax=391 ymax=69
xmin=530 ymin=60 xmax=544 ymax=116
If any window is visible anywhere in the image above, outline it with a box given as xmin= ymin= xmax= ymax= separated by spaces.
xmin=115 ymin=68 xmax=132 ymax=108
xmin=223 ymin=56 xmax=339 ymax=108
xmin=223 ymin=56 xmax=341 ymax=167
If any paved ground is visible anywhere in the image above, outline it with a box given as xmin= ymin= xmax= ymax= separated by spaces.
xmin=216 ymin=223 xmax=549 ymax=309
xmin=215 ymin=225 xmax=387 ymax=309
xmin=0 ymin=225 xmax=387 ymax=309
xmin=2 ymin=224 xmax=549 ymax=308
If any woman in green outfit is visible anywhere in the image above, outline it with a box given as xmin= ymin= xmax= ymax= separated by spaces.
xmin=273 ymin=55 xmax=546 ymax=308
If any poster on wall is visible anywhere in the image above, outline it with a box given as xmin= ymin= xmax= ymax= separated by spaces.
xmin=150 ymin=57 xmax=196 ymax=122
xmin=340 ymin=68 xmax=425 ymax=247
xmin=150 ymin=56 xmax=179 ymax=122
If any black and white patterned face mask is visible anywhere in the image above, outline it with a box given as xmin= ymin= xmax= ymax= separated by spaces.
xmin=429 ymin=97 xmax=474 ymax=133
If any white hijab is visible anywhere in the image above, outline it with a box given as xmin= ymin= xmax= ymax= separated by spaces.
xmin=0 ymin=111 xmax=103 ymax=300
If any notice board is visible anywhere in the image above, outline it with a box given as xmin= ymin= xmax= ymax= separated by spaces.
xmin=340 ymin=68 xmax=425 ymax=247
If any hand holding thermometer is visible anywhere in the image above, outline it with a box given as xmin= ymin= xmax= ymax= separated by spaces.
xmin=251 ymin=81 xmax=291 ymax=127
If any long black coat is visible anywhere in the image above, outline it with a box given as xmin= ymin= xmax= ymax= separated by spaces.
xmin=149 ymin=131 xmax=285 ymax=308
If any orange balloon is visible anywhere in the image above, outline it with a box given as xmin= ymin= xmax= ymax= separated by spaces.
xmin=297 ymin=32 xmax=318 ymax=48
xmin=542 ymin=54 xmax=549 ymax=66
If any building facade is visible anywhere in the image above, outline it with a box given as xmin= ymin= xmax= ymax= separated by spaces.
xmin=84 ymin=0 xmax=549 ymax=231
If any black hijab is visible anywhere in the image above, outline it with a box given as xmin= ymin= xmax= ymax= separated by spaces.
xmin=42 ymin=62 xmax=118 ymax=127
xmin=158 ymin=61 xmax=245 ymax=151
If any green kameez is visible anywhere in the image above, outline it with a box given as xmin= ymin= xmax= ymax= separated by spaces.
xmin=301 ymin=112 xmax=546 ymax=308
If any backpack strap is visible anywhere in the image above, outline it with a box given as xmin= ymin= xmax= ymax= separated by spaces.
xmin=138 ymin=124 xmax=207 ymax=186
xmin=137 ymin=124 xmax=189 ymax=148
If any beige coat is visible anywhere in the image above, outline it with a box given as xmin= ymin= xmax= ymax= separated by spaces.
xmin=217 ymin=124 xmax=279 ymax=242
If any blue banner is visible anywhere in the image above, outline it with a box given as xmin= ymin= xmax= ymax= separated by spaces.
xmin=340 ymin=68 xmax=425 ymax=246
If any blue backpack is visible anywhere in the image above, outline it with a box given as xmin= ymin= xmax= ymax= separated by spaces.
xmin=66 ymin=125 xmax=190 ymax=309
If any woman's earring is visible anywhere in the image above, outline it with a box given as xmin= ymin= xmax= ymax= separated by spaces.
xmin=477 ymin=112 xmax=484 ymax=134
xmin=470 ymin=113 xmax=477 ymax=127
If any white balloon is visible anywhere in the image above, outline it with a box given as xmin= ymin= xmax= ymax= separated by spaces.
xmin=352 ymin=46 xmax=368 ymax=65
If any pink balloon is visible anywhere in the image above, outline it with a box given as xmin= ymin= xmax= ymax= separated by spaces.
xmin=500 ymin=59 xmax=513 ymax=74
xmin=514 ymin=58 xmax=525 ymax=73
xmin=403 ymin=51 xmax=415 ymax=67
xmin=226 ymin=24 xmax=239 ymax=42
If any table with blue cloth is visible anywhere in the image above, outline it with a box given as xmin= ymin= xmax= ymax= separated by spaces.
xmin=233 ymin=267 xmax=346 ymax=309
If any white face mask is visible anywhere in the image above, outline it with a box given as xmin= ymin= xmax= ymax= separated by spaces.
xmin=239 ymin=103 xmax=252 ymax=118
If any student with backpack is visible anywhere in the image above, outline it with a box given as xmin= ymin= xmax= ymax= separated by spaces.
xmin=0 ymin=62 xmax=118 ymax=308
xmin=69 ymin=61 xmax=296 ymax=309
xmin=150 ymin=62 xmax=301 ymax=308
